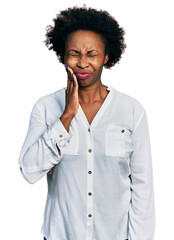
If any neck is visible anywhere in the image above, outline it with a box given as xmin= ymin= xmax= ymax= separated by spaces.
xmin=78 ymin=81 xmax=108 ymax=104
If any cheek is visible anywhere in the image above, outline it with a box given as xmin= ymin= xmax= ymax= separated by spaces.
xmin=93 ymin=61 xmax=104 ymax=71
xmin=64 ymin=54 xmax=77 ymax=66
xmin=87 ymin=59 xmax=103 ymax=70
xmin=65 ymin=58 xmax=77 ymax=67
xmin=91 ymin=57 xmax=105 ymax=68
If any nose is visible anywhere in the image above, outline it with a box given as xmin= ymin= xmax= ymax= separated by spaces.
xmin=77 ymin=55 xmax=89 ymax=69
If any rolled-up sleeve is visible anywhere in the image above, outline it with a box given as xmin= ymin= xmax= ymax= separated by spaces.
xmin=128 ymin=108 xmax=156 ymax=240
xmin=18 ymin=101 xmax=73 ymax=184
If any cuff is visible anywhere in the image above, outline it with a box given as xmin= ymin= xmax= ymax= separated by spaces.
xmin=43 ymin=117 xmax=73 ymax=148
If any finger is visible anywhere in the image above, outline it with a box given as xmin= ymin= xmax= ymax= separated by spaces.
xmin=72 ymin=73 xmax=79 ymax=94
xmin=67 ymin=66 xmax=73 ymax=79
xmin=67 ymin=70 xmax=72 ymax=91
xmin=67 ymin=66 xmax=73 ymax=82
xmin=66 ymin=76 xmax=70 ymax=94
xmin=72 ymin=72 xmax=78 ymax=88
xmin=64 ymin=64 xmax=71 ymax=93
xmin=67 ymin=67 xmax=75 ymax=92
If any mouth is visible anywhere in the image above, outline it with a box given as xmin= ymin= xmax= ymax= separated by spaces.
xmin=75 ymin=72 xmax=93 ymax=80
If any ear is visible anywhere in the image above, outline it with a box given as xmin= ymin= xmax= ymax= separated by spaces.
xmin=104 ymin=54 xmax=109 ymax=65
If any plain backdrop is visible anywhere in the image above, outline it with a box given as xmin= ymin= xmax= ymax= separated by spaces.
xmin=0 ymin=0 xmax=173 ymax=239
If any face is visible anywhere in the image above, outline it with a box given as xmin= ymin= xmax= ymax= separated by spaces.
xmin=64 ymin=30 xmax=109 ymax=87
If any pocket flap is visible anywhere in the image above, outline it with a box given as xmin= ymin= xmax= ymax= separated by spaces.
xmin=105 ymin=124 xmax=133 ymax=157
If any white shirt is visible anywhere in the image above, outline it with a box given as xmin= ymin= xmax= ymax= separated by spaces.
xmin=18 ymin=85 xmax=155 ymax=240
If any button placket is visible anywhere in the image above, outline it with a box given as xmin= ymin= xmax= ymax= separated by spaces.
xmin=86 ymin=127 xmax=94 ymax=240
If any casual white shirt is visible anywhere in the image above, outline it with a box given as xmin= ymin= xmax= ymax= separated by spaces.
xmin=18 ymin=85 xmax=155 ymax=240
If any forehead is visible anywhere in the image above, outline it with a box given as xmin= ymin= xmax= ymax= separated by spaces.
xmin=65 ymin=30 xmax=105 ymax=51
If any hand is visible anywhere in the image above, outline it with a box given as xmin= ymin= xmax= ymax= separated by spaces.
xmin=48 ymin=65 xmax=79 ymax=178
xmin=47 ymin=165 xmax=55 ymax=178
xmin=63 ymin=64 xmax=79 ymax=117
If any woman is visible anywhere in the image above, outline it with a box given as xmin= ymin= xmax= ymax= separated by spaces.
xmin=18 ymin=5 xmax=155 ymax=240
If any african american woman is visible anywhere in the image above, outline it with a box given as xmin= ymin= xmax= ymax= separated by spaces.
xmin=18 ymin=5 xmax=155 ymax=240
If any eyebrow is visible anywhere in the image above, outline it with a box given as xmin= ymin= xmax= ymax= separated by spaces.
xmin=68 ymin=49 xmax=99 ymax=53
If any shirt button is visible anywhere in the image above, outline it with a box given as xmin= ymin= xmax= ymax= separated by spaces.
xmin=59 ymin=134 xmax=63 ymax=138
xmin=121 ymin=129 xmax=125 ymax=133
xmin=88 ymin=149 xmax=92 ymax=153
xmin=20 ymin=167 xmax=22 ymax=171
xmin=88 ymin=170 xmax=92 ymax=174
xmin=88 ymin=128 xmax=91 ymax=132
xmin=88 ymin=214 xmax=92 ymax=218
xmin=88 ymin=192 xmax=92 ymax=196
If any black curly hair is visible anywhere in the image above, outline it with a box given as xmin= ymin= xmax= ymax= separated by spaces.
xmin=44 ymin=5 xmax=126 ymax=69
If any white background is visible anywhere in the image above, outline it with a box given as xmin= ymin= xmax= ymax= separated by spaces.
xmin=0 ymin=0 xmax=173 ymax=239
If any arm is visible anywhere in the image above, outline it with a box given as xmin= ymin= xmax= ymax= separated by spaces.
xmin=18 ymin=101 xmax=74 ymax=184
xmin=128 ymin=108 xmax=156 ymax=240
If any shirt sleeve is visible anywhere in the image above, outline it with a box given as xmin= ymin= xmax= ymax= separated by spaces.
xmin=18 ymin=101 xmax=73 ymax=184
xmin=128 ymin=107 xmax=156 ymax=240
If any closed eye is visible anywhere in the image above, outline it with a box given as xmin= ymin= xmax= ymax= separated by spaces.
xmin=67 ymin=49 xmax=99 ymax=57
xmin=87 ymin=50 xmax=98 ymax=57
xmin=70 ymin=54 xmax=79 ymax=56
xmin=88 ymin=54 xmax=97 ymax=57
xmin=68 ymin=50 xmax=79 ymax=56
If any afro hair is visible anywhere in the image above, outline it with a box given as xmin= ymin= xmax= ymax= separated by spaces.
xmin=44 ymin=5 xmax=126 ymax=69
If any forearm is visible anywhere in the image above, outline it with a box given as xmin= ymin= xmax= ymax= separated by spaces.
xmin=18 ymin=105 xmax=73 ymax=184
xmin=60 ymin=112 xmax=75 ymax=133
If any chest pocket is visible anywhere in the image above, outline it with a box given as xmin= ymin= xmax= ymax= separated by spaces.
xmin=105 ymin=124 xmax=133 ymax=158
xmin=63 ymin=119 xmax=79 ymax=155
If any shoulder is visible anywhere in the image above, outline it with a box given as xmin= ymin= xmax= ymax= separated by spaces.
xmin=33 ymin=87 xmax=66 ymax=109
xmin=111 ymin=86 xmax=146 ymax=117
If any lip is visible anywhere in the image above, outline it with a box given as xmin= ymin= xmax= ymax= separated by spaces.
xmin=75 ymin=72 xmax=93 ymax=79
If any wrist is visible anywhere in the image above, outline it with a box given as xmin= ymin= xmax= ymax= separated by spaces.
xmin=61 ymin=111 xmax=75 ymax=120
